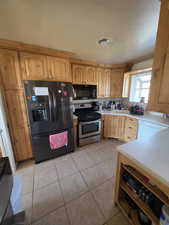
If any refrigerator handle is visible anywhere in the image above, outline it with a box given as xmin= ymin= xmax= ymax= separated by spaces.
xmin=48 ymin=89 xmax=54 ymax=121
xmin=53 ymin=90 xmax=57 ymax=122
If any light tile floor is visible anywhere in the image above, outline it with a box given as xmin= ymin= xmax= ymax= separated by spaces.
xmin=16 ymin=138 xmax=130 ymax=225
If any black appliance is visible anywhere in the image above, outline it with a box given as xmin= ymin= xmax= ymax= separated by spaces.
xmin=73 ymin=84 xmax=97 ymax=100
xmin=0 ymin=157 xmax=13 ymax=225
xmin=24 ymin=81 xmax=74 ymax=163
xmin=74 ymin=103 xmax=101 ymax=146
xmin=130 ymin=105 xmax=144 ymax=115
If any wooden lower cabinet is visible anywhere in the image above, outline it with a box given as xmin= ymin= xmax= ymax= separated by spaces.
xmin=104 ymin=115 xmax=125 ymax=139
xmin=12 ymin=126 xmax=33 ymax=161
xmin=103 ymin=115 xmax=138 ymax=142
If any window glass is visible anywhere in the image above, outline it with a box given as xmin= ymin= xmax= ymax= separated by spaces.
xmin=129 ymin=71 xmax=152 ymax=103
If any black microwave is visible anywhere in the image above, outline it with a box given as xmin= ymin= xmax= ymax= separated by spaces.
xmin=73 ymin=85 xmax=97 ymax=100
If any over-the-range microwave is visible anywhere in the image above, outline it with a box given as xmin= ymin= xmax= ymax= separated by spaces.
xmin=73 ymin=84 xmax=97 ymax=100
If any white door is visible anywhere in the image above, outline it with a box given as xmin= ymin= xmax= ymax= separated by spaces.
xmin=0 ymin=88 xmax=16 ymax=173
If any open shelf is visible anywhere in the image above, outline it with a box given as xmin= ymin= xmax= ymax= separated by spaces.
xmin=120 ymin=181 xmax=159 ymax=225
xmin=122 ymin=165 xmax=169 ymax=207
xmin=117 ymin=198 xmax=140 ymax=225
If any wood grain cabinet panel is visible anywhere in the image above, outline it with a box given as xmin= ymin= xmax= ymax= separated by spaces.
xmin=20 ymin=52 xmax=48 ymax=80
xmin=47 ymin=56 xmax=71 ymax=82
xmin=148 ymin=0 xmax=169 ymax=113
xmin=110 ymin=69 xmax=124 ymax=98
xmin=72 ymin=64 xmax=85 ymax=84
xmin=97 ymin=68 xmax=104 ymax=98
xmin=85 ymin=66 xmax=97 ymax=85
xmin=104 ymin=115 xmax=125 ymax=139
xmin=13 ymin=126 xmax=33 ymax=161
xmin=4 ymin=89 xmax=32 ymax=161
xmin=104 ymin=69 xmax=111 ymax=97
xmin=104 ymin=115 xmax=138 ymax=142
xmin=5 ymin=90 xmax=28 ymax=127
xmin=0 ymin=49 xmax=22 ymax=89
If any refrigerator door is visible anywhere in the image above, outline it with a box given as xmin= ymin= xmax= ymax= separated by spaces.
xmin=32 ymin=128 xmax=74 ymax=163
xmin=24 ymin=81 xmax=73 ymax=135
xmin=52 ymin=83 xmax=73 ymax=129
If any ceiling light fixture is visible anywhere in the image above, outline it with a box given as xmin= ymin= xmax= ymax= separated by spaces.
xmin=98 ymin=38 xmax=113 ymax=47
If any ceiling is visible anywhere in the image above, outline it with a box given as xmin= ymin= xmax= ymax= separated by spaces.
xmin=0 ymin=0 xmax=160 ymax=64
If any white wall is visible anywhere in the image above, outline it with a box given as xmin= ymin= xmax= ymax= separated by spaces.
xmin=132 ymin=58 xmax=153 ymax=71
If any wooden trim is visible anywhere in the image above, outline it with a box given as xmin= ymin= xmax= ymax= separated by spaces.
xmin=0 ymin=39 xmax=75 ymax=59
xmin=70 ymin=58 xmax=112 ymax=68
xmin=125 ymin=67 xmax=152 ymax=76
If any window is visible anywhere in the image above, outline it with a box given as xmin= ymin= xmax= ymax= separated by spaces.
xmin=129 ymin=72 xmax=152 ymax=103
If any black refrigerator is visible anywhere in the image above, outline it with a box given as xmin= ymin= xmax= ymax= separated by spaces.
xmin=24 ymin=81 xmax=74 ymax=163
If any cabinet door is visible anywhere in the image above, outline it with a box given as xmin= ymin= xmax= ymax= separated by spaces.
xmin=104 ymin=69 xmax=111 ymax=97
xmin=110 ymin=69 xmax=124 ymax=98
xmin=5 ymin=90 xmax=33 ymax=161
xmin=123 ymin=117 xmax=138 ymax=142
xmin=0 ymin=49 xmax=22 ymax=89
xmin=47 ymin=56 xmax=72 ymax=82
xmin=148 ymin=0 xmax=169 ymax=113
xmin=72 ymin=64 xmax=85 ymax=84
xmin=13 ymin=126 xmax=33 ymax=161
xmin=84 ymin=66 xmax=97 ymax=84
xmin=97 ymin=68 xmax=105 ymax=98
xmin=5 ymin=90 xmax=28 ymax=127
xmin=104 ymin=115 xmax=125 ymax=139
xmin=20 ymin=52 xmax=48 ymax=80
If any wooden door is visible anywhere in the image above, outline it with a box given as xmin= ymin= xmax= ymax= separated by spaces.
xmin=148 ymin=0 xmax=169 ymax=113
xmin=97 ymin=68 xmax=104 ymax=98
xmin=72 ymin=64 xmax=85 ymax=84
xmin=84 ymin=66 xmax=97 ymax=84
xmin=104 ymin=115 xmax=125 ymax=139
xmin=0 ymin=49 xmax=22 ymax=89
xmin=104 ymin=69 xmax=111 ymax=97
xmin=123 ymin=117 xmax=138 ymax=142
xmin=47 ymin=56 xmax=72 ymax=82
xmin=20 ymin=52 xmax=48 ymax=80
xmin=5 ymin=89 xmax=33 ymax=161
xmin=110 ymin=69 xmax=124 ymax=98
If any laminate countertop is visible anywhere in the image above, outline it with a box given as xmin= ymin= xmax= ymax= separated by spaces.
xmin=99 ymin=110 xmax=169 ymax=127
xmin=118 ymin=128 xmax=169 ymax=188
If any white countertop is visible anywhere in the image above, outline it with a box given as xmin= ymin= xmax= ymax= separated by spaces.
xmin=99 ymin=110 xmax=169 ymax=127
xmin=118 ymin=128 xmax=169 ymax=188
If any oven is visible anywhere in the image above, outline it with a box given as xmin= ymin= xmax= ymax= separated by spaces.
xmin=79 ymin=119 xmax=101 ymax=138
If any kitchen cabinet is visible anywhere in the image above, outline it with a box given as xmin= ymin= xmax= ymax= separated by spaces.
xmin=110 ymin=69 xmax=124 ymax=98
xmin=47 ymin=56 xmax=72 ymax=82
xmin=104 ymin=69 xmax=111 ymax=97
xmin=20 ymin=52 xmax=48 ymax=80
xmin=97 ymin=68 xmax=111 ymax=98
xmin=97 ymin=68 xmax=104 ymax=97
xmin=123 ymin=117 xmax=138 ymax=142
xmin=103 ymin=115 xmax=138 ymax=142
xmin=0 ymin=49 xmax=22 ymax=89
xmin=73 ymin=117 xmax=78 ymax=148
xmin=85 ymin=66 xmax=97 ymax=84
xmin=148 ymin=0 xmax=169 ymax=113
xmin=5 ymin=89 xmax=33 ymax=161
xmin=104 ymin=115 xmax=125 ymax=139
xmin=72 ymin=64 xmax=85 ymax=84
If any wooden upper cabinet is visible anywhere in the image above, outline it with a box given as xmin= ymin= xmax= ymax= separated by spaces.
xmin=104 ymin=69 xmax=111 ymax=97
xmin=47 ymin=56 xmax=72 ymax=82
xmin=148 ymin=0 xmax=169 ymax=113
xmin=110 ymin=69 xmax=124 ymax=98
xmin=72 ymin=64 xmax=85 ymax=84
xmin=0 ymin=49 xmax=22 ymax=89
xmin=97 ymin=68 xmax=104 ymax=98
xmin=84 ymin=66 xmax=97 ymax=85
xmin=20 ymin=52 xmax=48 ymax=80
